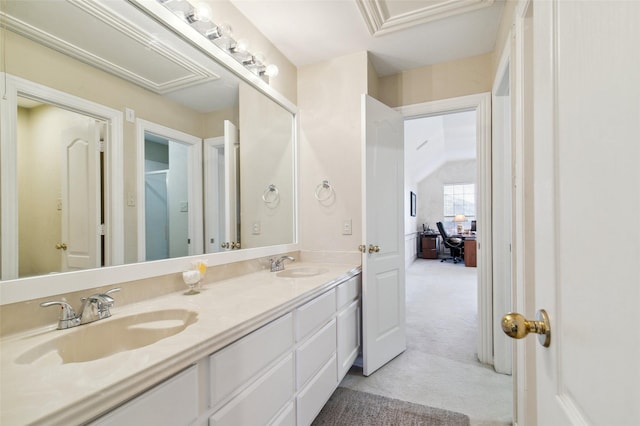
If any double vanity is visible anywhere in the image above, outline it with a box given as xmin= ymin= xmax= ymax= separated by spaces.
xmin=0 ymin=261 xmax=361 ymax=425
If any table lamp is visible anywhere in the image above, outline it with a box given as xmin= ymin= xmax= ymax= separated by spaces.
xmin=454 ymin=214 xmax=466 ymax=234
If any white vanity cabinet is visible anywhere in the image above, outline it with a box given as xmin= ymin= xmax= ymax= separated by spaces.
xmin=90 ymin=365 xmax=198 ymax=426
xmin=294 ymin=289 xmax=338 ymax=425
xmin=294 ymin=275 xmax=362 ymax=425
xmin=336 ymin=276 xmax=361 ymax=380
xmin=91 ymin=272 xmax=361 ymax=426
xmin=208 ymin=313 xmax=295 ymax=426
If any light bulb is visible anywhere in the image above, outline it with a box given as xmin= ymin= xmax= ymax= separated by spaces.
xmin=253 ymin=52 xmax=266 ymax=64
xmin=264 ymin=64 xmax=279 ymax=77
xmin=234 ymin=39 xmax=249 ymax=53
xmin=193 ymin=3 xmax=212 ymax=21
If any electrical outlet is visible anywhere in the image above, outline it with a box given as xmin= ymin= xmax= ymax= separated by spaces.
xmin=252 ymin=222 xmax=261 ymax=235
xmin=127 ymin=192 xmax=135 ymax=207
xmin=342 ymin=219 xmax=352 ymax=235
xmin=180 ymin=201 xmax=188 ymax=212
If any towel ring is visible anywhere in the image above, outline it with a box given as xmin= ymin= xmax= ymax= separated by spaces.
xmin=262 ymin=184 xmax=279 ymax=203
xmin=314 ymin=180 xmax=334 ymax=202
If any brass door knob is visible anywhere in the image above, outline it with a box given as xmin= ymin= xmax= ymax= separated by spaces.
xmin=231 ymin=242 xmax=241 ymax=249
xmin=56 ymin=243 xmax=68 ymax=251
xmin=368 ymin=244 xmax=380 ymax=253
xmin=221 ymin=242 xmax=229 ymax=249
xmin=358 ymin=245 xmax=366 ymax=253
xmin=501 ymin=309 xmax=551 ymax=347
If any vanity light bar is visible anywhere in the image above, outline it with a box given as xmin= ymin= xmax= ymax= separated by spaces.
xmin=157 ymin=0 xmax=279 ymax=81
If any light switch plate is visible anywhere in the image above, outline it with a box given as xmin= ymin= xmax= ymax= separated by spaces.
xmin=342 ymin=219 xmax=352 ymax=235
xmin=252 ymin=222 xmax=261 ymax=235
xmin=125 ymin=107 xmax=135 ymax=123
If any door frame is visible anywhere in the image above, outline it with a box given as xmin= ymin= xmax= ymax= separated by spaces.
xmin=397 ymin=93 xmax=493 ymax=365
xmin=0 ymin=73 xmax=124 ymax=279
xmin=492 ymin=32 xmax=514 ymax=377
xmin=204 ymin=136 xmax=225 ymax=254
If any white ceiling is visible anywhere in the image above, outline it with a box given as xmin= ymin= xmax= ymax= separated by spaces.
xmin=230 ymin=0 xmax=505 ymax=76
xmin=405 ymin=110 xmax=476 ymax=183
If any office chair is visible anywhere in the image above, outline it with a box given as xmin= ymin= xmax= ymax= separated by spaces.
xmin=436 ymin=221 xmax=464 ymax=264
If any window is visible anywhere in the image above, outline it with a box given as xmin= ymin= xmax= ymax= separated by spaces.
xmin=443 ymin=183 xmax=476 ymax=229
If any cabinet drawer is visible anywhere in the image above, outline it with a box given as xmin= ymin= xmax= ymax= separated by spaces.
xmin=337 ymin=300 xmax=360 ymax=380
xmin=295 ymin=289 xmax=336 ymax=341
xmin=296 ymin=355 xmax=338 ymax=426
xmin=271 ymin=401 xmax=295 ymax=426
xmin=209 ymin=313 xmax=293 ymax=407
xmin=296 ymin=319 xmax=336 ymax=390
xmin=336 ymin=275 xmax=361 ymax=310
xmin=209 ymin=354 xmax=294 ymax=426
xmin=92 ymin=366 xmax=198 ymax=425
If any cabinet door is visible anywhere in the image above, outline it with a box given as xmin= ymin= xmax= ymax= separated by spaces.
xmin=336 ymin=275 xmax=361 ymax=311
xmin=209 ymin=313 xmax=293 ymax=408
xmin=209 ymin=354 xmax=294 ymax=426
xmin=337 ymin=299 xmax=361 ymax=380
xmin=295 ymin=289 xmax=336 ymax=341
xmin=91 ymin=366 xmax=198 ymax=425
xmin=296 ymin=319 xmax=337 ymax=389
xmin=296 ymin=355 xmax=338 ymax=426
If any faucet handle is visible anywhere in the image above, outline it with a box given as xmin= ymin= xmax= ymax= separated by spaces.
xmin=40 ymin=300 xmax=80 ymax=329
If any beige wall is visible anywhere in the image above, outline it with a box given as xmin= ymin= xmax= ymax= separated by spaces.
xmin=202 ymin=107 xmax=239 ymax=138
xmin=492 ymin=0 xmax=518 ymax=76
xmin=417 ymin=159 xmax=477 ymax=234
xmin=377 ymin=53 xmax=493 ymax=107
xmin=239 ymin=83 xmax=295 ymax=248
xmin=297 ymin=51 xmax=370 ymax=253
xmin=203 ymin=0 xmax=297 ymax=104
xmin=17 ymin=106 xmax=60 ymax=277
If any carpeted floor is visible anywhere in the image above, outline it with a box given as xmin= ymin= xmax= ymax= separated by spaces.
xmin=337 ymin=259 xmax=513 ymax=426
xmin=313 ymin=387 xmax=470 ymax=426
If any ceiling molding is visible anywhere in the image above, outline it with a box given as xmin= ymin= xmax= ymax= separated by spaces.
xmin=356 ymin=0 xmax=495 ymax=37
xmin=2 ymin=0 xmax=219 ymax=94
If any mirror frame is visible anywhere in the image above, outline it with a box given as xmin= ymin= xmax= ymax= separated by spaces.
xmin=0 ymin=0 xmax=299 ymax=305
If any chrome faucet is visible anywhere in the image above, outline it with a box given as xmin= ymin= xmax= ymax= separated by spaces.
xmin=270 ymin=256 xmax=295 ymax=272
xmin=41 ymin=288 xmax=120 ymax=330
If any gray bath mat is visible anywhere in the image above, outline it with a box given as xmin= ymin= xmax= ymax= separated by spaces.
xmin=312 ymin=387 xmax=471 ymax=426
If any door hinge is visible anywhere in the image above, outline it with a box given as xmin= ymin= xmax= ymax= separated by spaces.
xmin=98 ymin=223 xmax=105 ymax=236
xmin=98 ymin=140 xmax=105 ymax=152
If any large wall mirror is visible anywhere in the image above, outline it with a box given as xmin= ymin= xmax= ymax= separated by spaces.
xmin=0 ymin=0 xmax=297 ymax=299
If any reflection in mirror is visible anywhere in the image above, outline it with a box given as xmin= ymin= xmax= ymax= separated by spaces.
xmin=239 ymin=83 xmax=295 ymax=249
xmin=137 ymin=121 xmax=203 ymax=262
xmin=16 ymin=97 xmax=106 ymax=278
xmin=0 ymin=0 xmax=296 ymax=290
xmin=144 ymin=134 xmax=189 ymax=260
xmin=204 ymin=120 xmax=240 ymax=253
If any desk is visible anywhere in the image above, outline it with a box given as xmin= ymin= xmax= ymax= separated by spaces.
xmin=463 ymin=238 xmax=477 ymax=267
xmin=418 ymin=234 xmax=439 ymax=259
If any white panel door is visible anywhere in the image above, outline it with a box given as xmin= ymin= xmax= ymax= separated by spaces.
xmin=362 ymin=94 xmax=406 ymax=376
xmin=61 ymin=118 xmax=100 ymax=270
xmin=527 ymin=1 xmax=640 ymax=424
xmin=224 ymin=120 xmax=240 ymax=247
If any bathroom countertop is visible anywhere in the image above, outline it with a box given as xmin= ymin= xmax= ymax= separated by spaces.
xmin=0 ymin=262 xmax=360 ymax=425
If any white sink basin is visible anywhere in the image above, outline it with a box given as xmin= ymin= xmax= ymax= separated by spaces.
xmin=16 ymin=309 xmax=198 ymax=365
xmin=276 ymin=266 xmax=329 ymax=278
